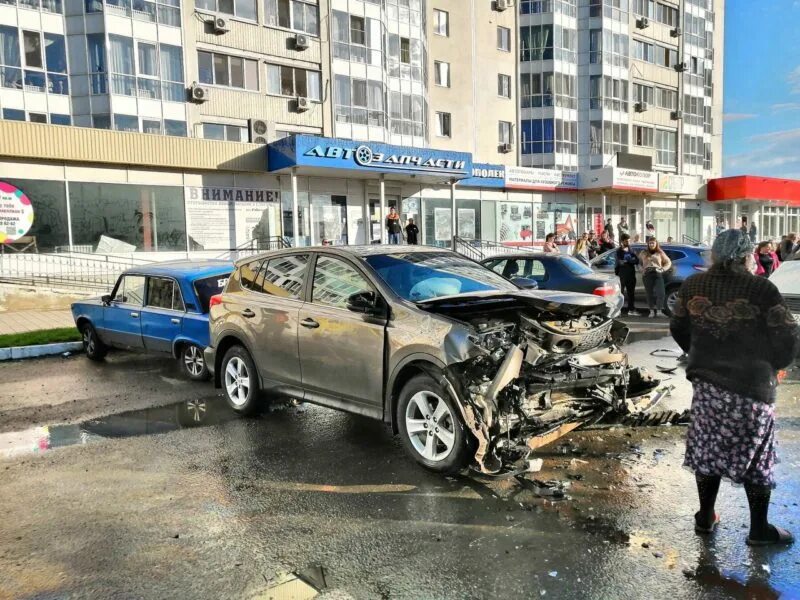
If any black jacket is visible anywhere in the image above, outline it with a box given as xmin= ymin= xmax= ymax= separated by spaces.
xmin=405 ymin=224 xmax=419 ymax=244
xmin=670 ymin=266 xmax=800 ymax=403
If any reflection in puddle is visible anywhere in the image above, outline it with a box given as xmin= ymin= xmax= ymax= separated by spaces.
xmin=0 ymin=396 xmax=237 ymax=460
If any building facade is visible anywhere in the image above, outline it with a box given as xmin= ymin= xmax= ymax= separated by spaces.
xmin=0 ymin=0 xmax=729 ymax=260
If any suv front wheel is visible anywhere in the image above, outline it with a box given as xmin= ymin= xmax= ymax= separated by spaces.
xmin=397 ymin=373 xmax=470 ymax=473
xmin=221 ymin=345 xmax=261 ymax=415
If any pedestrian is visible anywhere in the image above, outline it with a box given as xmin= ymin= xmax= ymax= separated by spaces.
xmin=604 ymin=218 xmax=615 ymax=241
xmin=617 ymin=217 xmax=629 ymax=240
xmin=749 ymin=221 xmax=758 ymax=243
xmin=645 ymin=220 xmax=656 ymax=241
xmin=670 ymin=229 xmax=799 ymax=547
xmin=587 ymin=231 xmax=600 ymax=260
xmin=667 ymin=236 xmax=674 ymax=243
xmin=616 ymin=233 xmax=639 ymax=315
xmin=386 ymin=207 xmax=403 ymax=244
xmin=633 ymin=233 xmax=641 ymax=243
xmin=573 ymin=233 xmax=590 ymax=265
xmin=542 ymin=233 xmax=559 ymax=253
xmin=599 ymin=230 xmax=615 ymax=252
xmin=754 ymin=241 xmax=780 ymax=277
xmin=405 ymin=217 xmax=419 ymax=245
xmin=778 ymin=233 xmax=797 ymax=261
xmin=638 ymin=238 xmax=672 ymax=317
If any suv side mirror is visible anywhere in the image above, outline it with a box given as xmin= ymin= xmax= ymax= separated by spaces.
xmin=511 ymin=277 xmax=538 ymax=290
xmin=346 ymin=291 xmax=381 ymax=315
xmin=101 ymin=294 xmax=112 ymax=305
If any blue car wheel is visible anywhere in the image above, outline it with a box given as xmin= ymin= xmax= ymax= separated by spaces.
xmin=180 ymin=343 xmax=209 ymax=381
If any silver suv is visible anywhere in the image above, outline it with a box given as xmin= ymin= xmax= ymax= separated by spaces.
xmin=205 ymin=246 xmax=657 ymax=474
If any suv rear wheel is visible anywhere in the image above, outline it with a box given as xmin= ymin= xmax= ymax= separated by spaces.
xmin=397 ymin=373 xmax=470 ymax=473
xmin=666 ymin=284 xmax=681 ymax=313
xmin=221 ymin=345 xmax=261 ymax=415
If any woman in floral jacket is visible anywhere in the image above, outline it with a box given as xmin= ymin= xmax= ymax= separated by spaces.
xmin=670 ymin=229 xmax=799 ymax=546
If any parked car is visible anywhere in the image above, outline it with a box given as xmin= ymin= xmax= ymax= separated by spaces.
xmin=770 ymin=261 xmax=800 ymax=324
xmin=480 ymin=253 xmax=624 ymax=317
xmin=205 ymin=246 xmax=658 ymax=474
xmin=71 ymin=261 xmax=233 ymax=380
xmin=591 ymin=244 xmax=711 ymax=312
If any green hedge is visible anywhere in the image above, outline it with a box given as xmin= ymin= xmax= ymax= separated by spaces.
xmin=0 ymin=327 xmax=81 ymax=349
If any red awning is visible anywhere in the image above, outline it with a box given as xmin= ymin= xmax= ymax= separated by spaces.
xmin=707 ymin=175 xmax=800 ymax=206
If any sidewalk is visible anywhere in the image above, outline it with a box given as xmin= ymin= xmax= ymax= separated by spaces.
xmin=0 ymin=309 xmax=74 ymax=335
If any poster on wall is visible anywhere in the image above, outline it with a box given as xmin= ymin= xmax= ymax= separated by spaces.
xmin=434 ymin=208 xmax=452 ymax=242
xmin=0 ymin=181 xmax=34 ymax=245
xmin=496 ymin=202 xmax=534 ymax=244
xmin=457 ymin=208 xmax=476 ymax=239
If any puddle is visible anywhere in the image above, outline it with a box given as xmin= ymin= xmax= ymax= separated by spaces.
xmin=0 ymin=396 xmax=239 ymax=460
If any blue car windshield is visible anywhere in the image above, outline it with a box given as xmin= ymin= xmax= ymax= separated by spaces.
xmin=363 ymin=252 xmax=517 ymax=302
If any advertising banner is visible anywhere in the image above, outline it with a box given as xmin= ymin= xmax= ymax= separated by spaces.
xmin=658 ymin=173 xmax=703 ymax=196
xmin=613 ymin=169 xmax=658 ymax=192
xmin=434 ymin=208 xmax=452 ymax=241
xmin=505 ymin=166 xmax=579 ymax=191
xmin=0 ymin=181 xmax=34 ymax=244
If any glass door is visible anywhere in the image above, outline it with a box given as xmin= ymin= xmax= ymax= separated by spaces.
xmin=310 ymin=195 xmax=348 ymax=245
xmin=368 ymin=196 xmax=398 ymax=243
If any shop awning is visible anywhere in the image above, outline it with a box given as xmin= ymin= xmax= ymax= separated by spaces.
xmin=707 ymin=175 xmax=800 ymax=206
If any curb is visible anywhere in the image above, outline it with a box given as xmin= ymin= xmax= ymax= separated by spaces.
xmin=0 ymin=341 xmax=83 ymax=361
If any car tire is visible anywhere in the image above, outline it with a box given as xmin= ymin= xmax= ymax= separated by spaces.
xmin=180 ymin=343 xmax=209 ymax=381
xmin=80 ymin=322 xmax=107 ymax=361
xmin=396 ymin=373 xmax=471 ymax=474
xmin=666 ymin=285 xmax=681 ymax=313
xmin=220 ymin=345 xmax=261 ymax=416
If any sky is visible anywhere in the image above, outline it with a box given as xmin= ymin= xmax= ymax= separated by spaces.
xmin=723 ymin=0 xmax=800 ymax=178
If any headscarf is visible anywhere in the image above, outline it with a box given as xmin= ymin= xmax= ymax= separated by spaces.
xmin=712 ymin=229 xmax=753 ymax=264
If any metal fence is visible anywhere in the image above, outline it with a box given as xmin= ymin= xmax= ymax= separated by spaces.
xmin=216 ymin=236 xmax=292 ymax=262
xmin=453 ymin=237 xmax=541 ymax=261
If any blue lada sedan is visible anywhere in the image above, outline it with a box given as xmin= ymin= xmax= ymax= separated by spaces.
xmin=71 ymin=260 xmax=233 ymax=380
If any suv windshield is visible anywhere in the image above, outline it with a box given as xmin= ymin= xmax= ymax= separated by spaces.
xmin=363 ymin=252 xmax=517 ymax=302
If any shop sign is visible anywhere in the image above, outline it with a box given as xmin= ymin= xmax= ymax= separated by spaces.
xmin=187 ymin=187 xmax=279 ymax=202
xmin=613 ymin=169 xmax=658 ymax=192
xmin=0 ymin=181 xmax=34 ymax=244
xmin=459 ymin=163 xmax=506 ymax=188
xmin=504 ymin=166 xmax=578 ymax=191
xmin=658 ymin=174 xmax=702 ymax=196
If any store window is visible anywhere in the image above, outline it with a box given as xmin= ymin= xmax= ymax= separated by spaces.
xmin=1 ymin=178 xmax=69 ymax=252
xmin=422 ymin=199 xmax=452 ymax=248
xmin=69 ymin=183 xmax=186 ymax=252
xmin=264 ymin=0 xmax=319 ymax=35
xmin=456 ymin=199 xmax=481 ymax=240
xmin=310 ymin=195 xmax=348 ymax=245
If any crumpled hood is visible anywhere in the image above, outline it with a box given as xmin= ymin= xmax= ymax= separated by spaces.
xmin=416 ymin=289 xmax=608 ymax=318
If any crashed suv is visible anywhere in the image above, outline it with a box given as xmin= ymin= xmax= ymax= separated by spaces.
xmin=205 ymin=246 xmax=659 ymax=475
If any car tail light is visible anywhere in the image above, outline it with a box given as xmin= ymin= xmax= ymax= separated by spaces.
xmin=209 ymin=294 xmax=223 ymax=308
xmin=593 ymin=284 xmax=617 ymax=297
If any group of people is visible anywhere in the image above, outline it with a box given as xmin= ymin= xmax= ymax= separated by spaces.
xmin=385 ymin=207 xmax=419 ymax=245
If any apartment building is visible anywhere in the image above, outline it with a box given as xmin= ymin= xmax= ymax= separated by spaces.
xmin=0 ymin=0 xmax=729 ymax=258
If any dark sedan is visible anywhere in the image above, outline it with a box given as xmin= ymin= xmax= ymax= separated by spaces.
xmin=480 ymin=253 xmax=624 ymax=317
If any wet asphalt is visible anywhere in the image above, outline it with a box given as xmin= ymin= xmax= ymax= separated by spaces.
xmin=1 ymin=338 xmax=799 ymax=599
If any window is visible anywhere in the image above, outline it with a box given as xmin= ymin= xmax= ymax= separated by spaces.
xmin=520 ymin=118 xmax=554 ymax=154
xmin=114 ymin=114 xmax=139 ymax=132
xmin=50 ymin=114 xmax=70 ymax=125
xmin=435 ymin=111 xmax=451 ymax=137
xmin=519 ymin=24 xmax=553 ymax=62
xmin=654 ymin=86 xmax=678 ymax=110
xmin=433 ymin=9 xmax=449 ymax=36
xmin=197 ymin=0 xmax=256 ymax=20
xmin=142 ymin=119 xmax=161 ymax=134
xmin=116 ymin=275 xmax=146 ymax=305
xmin=434 ymin=61 xmax=449 ymax=87
xmin=350 ymin=15 xmax=366 ymax=45
xmin=634 ymin=39 xmax=677 ymax=68
xmin=28 ymin=113 xmax=47 ymax=123
xmin=655 ymin=129 xmax=676 ymax=166
xmin=264 ymin=0 xmax=319 ymax=35
xmin=499 ymin=121 xmax=512 ymax=145
xmin=22 ymin=31 xmax=42 ymax=68
xmin=261 ymin=255 xmax=309 ymax=299
xmin=266 ymin=63 xmax=321 ymax=100
xmin=146 ymin=278 xmax=184 ymax=311
xmin=491 ymin=258 xmax=547 ymax=281
xmin=400 ymin=37 xmax=410 ymax=64
xmin=498 ymin=74 xmax=511 ymax=98
xmin=198 ymin=51 xmax=258 ymax=90
xmin=334 ymin=75 xmax=383 ymax=126
xmin=165 ymin=120 xmax=187 ymax=136
xmin=634 ymin=125 xmax=653 ymax=147
xmin=497 ymin=26 xmax=510 ymax=51
xmin=312 ymin=256 xmax=372 ymax=309
xmin=202 ymin=122 xmax=247 ymax=141
xmin=633 ymin=82 xmax=653 ymax=104
xmin=194 ymin=276 xmax=229 ymax=313
xmin=2 ymin=108 xmax=24 ymax=120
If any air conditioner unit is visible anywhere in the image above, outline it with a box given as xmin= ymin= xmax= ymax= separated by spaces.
xmin=295 ymin=33 xmax=309 ymax=50
xmin=210 ymin=15 xmax=229 ymax=33
xmin=500 ymin=143 xmax=513 ymax=154
xmin=636 ymin=17 xmax=650 ymax=29
xmin=671 ymin=27 xmax=682 ymax=37
xmin=295 ymin=96 xmax=310 ymax=112
xmin=248 ymin=119 xmax=271 ymax=144
xmin=494 ymin=0 xmax=510 ymax=12
xmin=188 ymin=82 xmax=209 ymax=103
xmin=671 ymin=110 xmax=683 ymax=120
xmin=675 ymin=61 xmax=688 ymax=72
xmin=634 ymin=101 xmax=648 ymax=113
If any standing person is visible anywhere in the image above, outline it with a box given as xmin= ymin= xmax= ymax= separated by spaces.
xmin=617 ymin=217 xmax=629 ymax=240
xmin=386 ymin=207 xmax=403 ymax=244
xmin=573 ymin=233 xmax=590 ymax=265
xmin=778 ymin=233 xmax=797 ymax=261
xmin=754 ymin=241 xmax=780 ymax=277
xmin=587 ymin=231 xmax=600 ymax=260
xmin=749 ymin=221 xmax=758 ymax=243
xmin=670 ymin=229 xmax=799 ymax=546
xmin=599 ymin=230 xmax=615 ymax=253
xmin=604 ymin=218 xmax=615 ymax=241
xmin=542 ymin=233 xmax=559 ymax=253
xmin=616 ymin=233 xmax=640 ymax=316
xmin=645 ymin=220 xmax=656 ymax=241
xmin=405 ymin=218 xmax=419 ymax=245
xmin=639 ymin=238 xmax=673 ymax=317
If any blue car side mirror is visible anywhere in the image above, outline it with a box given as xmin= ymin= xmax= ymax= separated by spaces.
xmin=101 ymin=294 xmax=112 ymax=305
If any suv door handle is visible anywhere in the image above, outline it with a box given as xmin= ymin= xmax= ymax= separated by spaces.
xmin=300 ymin=318 xmax=319 ymax=329
xmin=241 ymin=308 xmax=256 ymax=318
xmin=130 ymin=312 xmax=139 ymax=318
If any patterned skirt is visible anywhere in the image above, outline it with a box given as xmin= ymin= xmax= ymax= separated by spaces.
xmin=684 ymin=380 xmax=777 ymax=487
